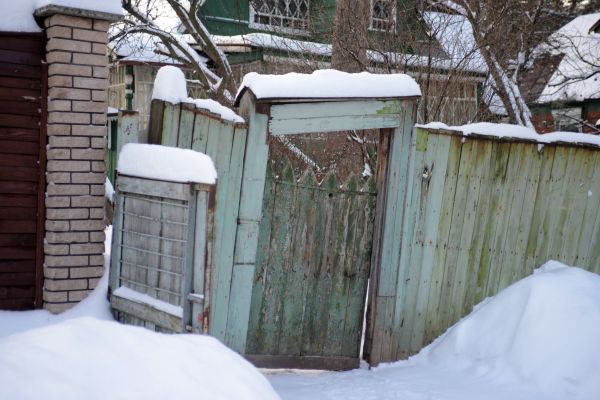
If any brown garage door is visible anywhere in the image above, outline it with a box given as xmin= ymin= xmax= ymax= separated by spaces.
xmin=0 ymin=33 xmax=46 ymax=310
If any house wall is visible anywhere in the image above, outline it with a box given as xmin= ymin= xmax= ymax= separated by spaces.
xmin=531 ymin=101 xmax=600 ymax=134
xmin=40 ymin=10 xmax=117 ymax=312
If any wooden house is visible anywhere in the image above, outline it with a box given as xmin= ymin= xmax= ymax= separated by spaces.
xmin=108 ymin=1 xmax=487 ymax=129
xmin=520 ymin=13 xmax=600 ymax=133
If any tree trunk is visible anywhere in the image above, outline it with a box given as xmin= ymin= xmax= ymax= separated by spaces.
xmin=331 ymin=0 xmax=369 ymax=72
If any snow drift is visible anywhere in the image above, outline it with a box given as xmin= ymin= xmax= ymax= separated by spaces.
xmin=414 ymin=260 xmax=600 ymax=399
xmin=0 ymin=317 xmax=279 ymax=400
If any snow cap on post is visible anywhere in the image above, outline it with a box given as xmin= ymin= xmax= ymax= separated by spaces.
xmin=117 ymin=144 xmax=217 ymax=185
xmin=152 ymin=66 xmax=189 ymax=104
xmin=152 ymin=66 xmax=245 ymax=123
xmin=234 ymin=69 xmax=422 ymax=105
xmin=34 ymin=0 xmax=123 ymax=22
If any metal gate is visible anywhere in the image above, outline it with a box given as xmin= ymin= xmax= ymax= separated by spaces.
xmin=0 ymin=33 xmax=46 ymax=310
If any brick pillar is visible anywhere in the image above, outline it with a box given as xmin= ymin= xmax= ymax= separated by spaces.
xmin=36 ymin=8 xmax=120 ymax=312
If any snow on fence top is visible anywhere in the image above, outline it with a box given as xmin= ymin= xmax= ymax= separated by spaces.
xmin=235 ymin=69 xmax=422 ymax=103
xmin=2 ymin=0 xmax=122 ymax=32
xmin=117 ymin=144 xmax=217 ymax=185
xmin=417 ymin=122 xmax=600 ymax=148
xmin=152 ymin=66 xmax=244 ymax=123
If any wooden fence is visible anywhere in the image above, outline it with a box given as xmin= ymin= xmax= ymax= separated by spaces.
xmin=148 ymin=99 xmax=250 ymax=349
xmin=246 ymin=162 xmax=376 ymax=369
xmin=369 ymin=127 xmax=600 ymax=362
xmin=127 ymin=97 xmax=600 ymax=368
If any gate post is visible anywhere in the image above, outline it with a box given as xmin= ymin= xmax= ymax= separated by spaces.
xmin=35 ymin=5 xmax=121 ymax=312
xmin=365 ymin=100 xmax=418 ymax=366
xmin=210 ymin=93 xmax=269 ymax=352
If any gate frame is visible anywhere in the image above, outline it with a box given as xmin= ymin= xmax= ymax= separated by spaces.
xmin=226 ymin=88 xmax=420 ymax=369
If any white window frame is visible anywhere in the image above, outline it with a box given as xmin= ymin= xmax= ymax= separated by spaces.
xmin=249 ymin=0 xmax=311 ymax=36
xmin=369 ymin=0 xmax=396 ymax=32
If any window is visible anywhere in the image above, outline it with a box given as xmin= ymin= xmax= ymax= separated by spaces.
xmin=370 ymin=0 xmax=396 ymax=32
xmin=250 ymin=0 xmax=310 ymax=34
xmin=552 ymin=107 xmax=583 ymax=132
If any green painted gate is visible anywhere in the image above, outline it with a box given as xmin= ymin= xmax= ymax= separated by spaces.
xmin=245 ymin=162 xmax=376 ymax=369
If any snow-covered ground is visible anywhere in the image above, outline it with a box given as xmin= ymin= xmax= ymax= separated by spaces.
xmin=0 ymin=227 xmax=598 ymax=400
xmin=0 ymin=227 xmax=278 ymax=400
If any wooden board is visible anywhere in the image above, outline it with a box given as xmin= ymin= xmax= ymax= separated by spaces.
xmin=0 ymin=33 xmax=45 ymax=310
xmin=371 ymin=127 xmax=600 ymax=362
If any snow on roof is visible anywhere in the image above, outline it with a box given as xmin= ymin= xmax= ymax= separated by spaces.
xmin=535 ymin=13 xmax=600 ymax=103
xmin=151 ymin=66 xmax=244 ymax=123
xmin=422 ymin=12 xmax=487 ymax=74
xmin=236 ymin=69 xmax=422 ymax=103
xmin=417 ymin=121 xmax=600 ymax=147
xmin=1 ymin=0 xmax=121 ymax=32
xmin=213 ymin=32 xmax=486 ymax=74
xmin=117 ymin=143 xmax=217 ymax=184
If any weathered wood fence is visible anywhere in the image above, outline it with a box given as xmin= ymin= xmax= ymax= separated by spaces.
xmin=148 ymin=99 xmax=250 ymax=350
xmin=117 ymin=96 xmax=600 ymax=369
xmin=246 ymin=162 xmax=376 ymax=368
xmin=367 ymin=126 xmax=600 ymax=363
xmin=110 ymin=175 xmax=215 ymax=333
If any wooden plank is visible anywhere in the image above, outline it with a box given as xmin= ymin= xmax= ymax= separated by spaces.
xmin=110 ymin=294 xmax=183 ymax=332
xmin=0 ymin=271 xmax=35 ymax=284
xmin=0 ymin=63 xmax=41 ymax=79
xmin=176 ymin=104 xmax=196 ymax=149
xmin=0 ymin=139 xmax=39 ymax=155
xmin=0 ymin=49 xmax=42 ymax=66
xmin=458 ymin=140 xmax=494 ymax=315
xmin=160 ymin=102 xmax=181 ymax=147
xmin=0 ymin=100 xmax=41 ymax=117
xmin=408 ymin=133 xmax=451 ymax=352
xmin=0 ymin=283 xmax=35 ymax=298
xmin=191 ymin=113 xmax=211 ymax=153
xmin=245 ymin=354 xmax=359 ymax=371
xmin=277 ymin=169 xmax=313 ymax=356
xmin=117 ymin=175 xmax=191 ymax=201
xmin=0 ymin=260 xmax=35 ymax=273
xmin=575 ymin=154 xmax=600 ymax=268
xmin=147 ymin=99 xmax=165 ymax=144
xmin=341 ymin=176 xmax=376 ymax=358
xmin=367 ymin=107 xmax=417 ymax=365
xmin=301 ymin=171 xmax=331 ymax=356
xmin=0 ymin=166 xmax=38 ymax=182
xmin=116 ymin=111 xmax=141 ymax=153
xmin=191 ymin=191 xmax=209 ymax=332
xmin=270 ymin=100 xmax=403 ymax=120
xmin=555 ymin=148 xmax=590 ymax=264
xmin=364 ymin=129 xmax=392 ymax=365
xmin=246 ymin=165 xmax=276 ymax=355
xmin=0 ymin=77 xmax=40 ymax=90
xmin=524 ymin=146 xmax=557 ymax=273
xmin=214 ymin=95 xmax=269 ymax=351
xmin=392 ymin=125 xmax=430 ymax=358
xmin=270 ymin=114 xmax=401 ymax=136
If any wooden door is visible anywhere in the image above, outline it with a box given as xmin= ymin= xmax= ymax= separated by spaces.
xmin=0 ymin=33 xmax=46 ymax=310
xmin=245 ymin=157 xmax=377 ymax=370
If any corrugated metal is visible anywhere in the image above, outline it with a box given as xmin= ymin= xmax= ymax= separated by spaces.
xmin=0 ymin=33 xmax=46 ymax=310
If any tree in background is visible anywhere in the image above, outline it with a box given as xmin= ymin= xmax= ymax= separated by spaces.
xmin=113 ymin=0 xmax=236 ymax=104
